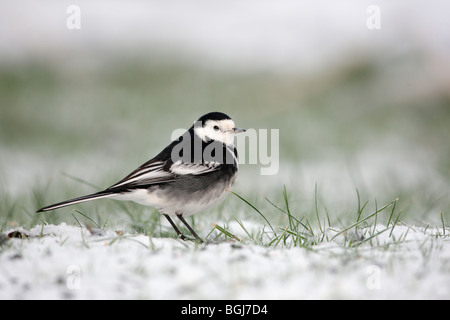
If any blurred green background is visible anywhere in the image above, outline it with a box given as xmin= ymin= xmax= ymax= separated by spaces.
xmin=1 ymin=1 xmax=449 ymax=231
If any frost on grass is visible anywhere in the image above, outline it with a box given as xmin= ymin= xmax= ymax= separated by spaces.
xmin=1 ymin=222 xmax=450 ymax=299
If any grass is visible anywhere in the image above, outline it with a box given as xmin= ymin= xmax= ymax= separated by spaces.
xmin=1 ymin=162 xmax=447 ymax=254
xmin=5 ymin=181 xmax=444 ymax=265
xmin=210 ymin=186 xmax=410 ymax=250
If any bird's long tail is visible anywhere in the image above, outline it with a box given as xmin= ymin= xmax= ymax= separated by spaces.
xmin=36 ymin=191 xmax=114 ymax=212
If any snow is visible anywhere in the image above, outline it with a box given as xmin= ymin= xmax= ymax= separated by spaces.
xmin=1 ymin=223 xmax=449 ymax=299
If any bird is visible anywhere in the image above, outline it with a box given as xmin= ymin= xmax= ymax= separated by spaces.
xmin=37 ymin=112 xmax=246 ymax=243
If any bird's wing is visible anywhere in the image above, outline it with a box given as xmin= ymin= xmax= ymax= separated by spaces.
xmin=107 ymin=160 xmax=175 ymax=190
xmin=170 ymin=160 xmax=222 ymax=176
xmin=106 ymin=160 xmax=222 ymax=191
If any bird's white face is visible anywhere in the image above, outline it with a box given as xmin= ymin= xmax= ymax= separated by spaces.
xmin=194 ymin=119 xmax=242 ymax=146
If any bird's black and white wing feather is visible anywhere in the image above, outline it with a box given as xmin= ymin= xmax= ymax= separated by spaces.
xmin=169 ymin=160 xmax=222 ymax=176
xmin=107 ymin=160 xmax=173 ymax=190
xmin=107 ymin=159 xmax=222 ymax=191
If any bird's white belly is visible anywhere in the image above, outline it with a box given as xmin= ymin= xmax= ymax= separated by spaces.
xmin=111 ymin=186 xmax=230 ymax=217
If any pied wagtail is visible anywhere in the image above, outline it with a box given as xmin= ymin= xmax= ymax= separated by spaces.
xmin=37 ymin=112 xmax=245 ymax=242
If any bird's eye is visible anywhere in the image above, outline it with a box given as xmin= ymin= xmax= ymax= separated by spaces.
xmin=213 ymin=125 xmax=220 ymax=131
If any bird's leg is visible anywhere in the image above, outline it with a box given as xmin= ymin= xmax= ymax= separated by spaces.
xmin=176 ymin=214 xmax=203 ymax=243
xmin=163 ymin=214 xmax=188 ymax=241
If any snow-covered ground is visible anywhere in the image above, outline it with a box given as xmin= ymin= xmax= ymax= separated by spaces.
xmin=1 ymin=223 xmax=449 ymax=299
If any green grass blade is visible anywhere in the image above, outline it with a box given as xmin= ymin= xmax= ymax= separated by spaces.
xmin=213 ymin=223 xmax=241 ymax=241
xmin=228 ymin=189 xmax=277 ymax=236
xmin=233 ymin=216 xmax=253 ymax=241
xmin=314 ymin=183 xmax=323 ymax=233
xmin=73 ymin=209 xmax=100 ymax=229
xmin=330 ymin=198 xmax=398 ymax=242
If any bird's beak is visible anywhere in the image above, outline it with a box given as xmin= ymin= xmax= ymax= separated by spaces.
xmin=232 ymin=127 xmax=246 ymax=133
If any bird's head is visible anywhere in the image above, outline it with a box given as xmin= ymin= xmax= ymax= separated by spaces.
xmin=193 ymin=112 xmax=246 ymax=146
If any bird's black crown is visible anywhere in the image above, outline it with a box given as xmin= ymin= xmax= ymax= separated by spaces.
xmin=197 ymin=112 xmax=231 ymax=124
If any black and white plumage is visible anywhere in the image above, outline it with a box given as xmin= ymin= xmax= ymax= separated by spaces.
xmin=37 ymin=112 xmax=245 ymax=242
